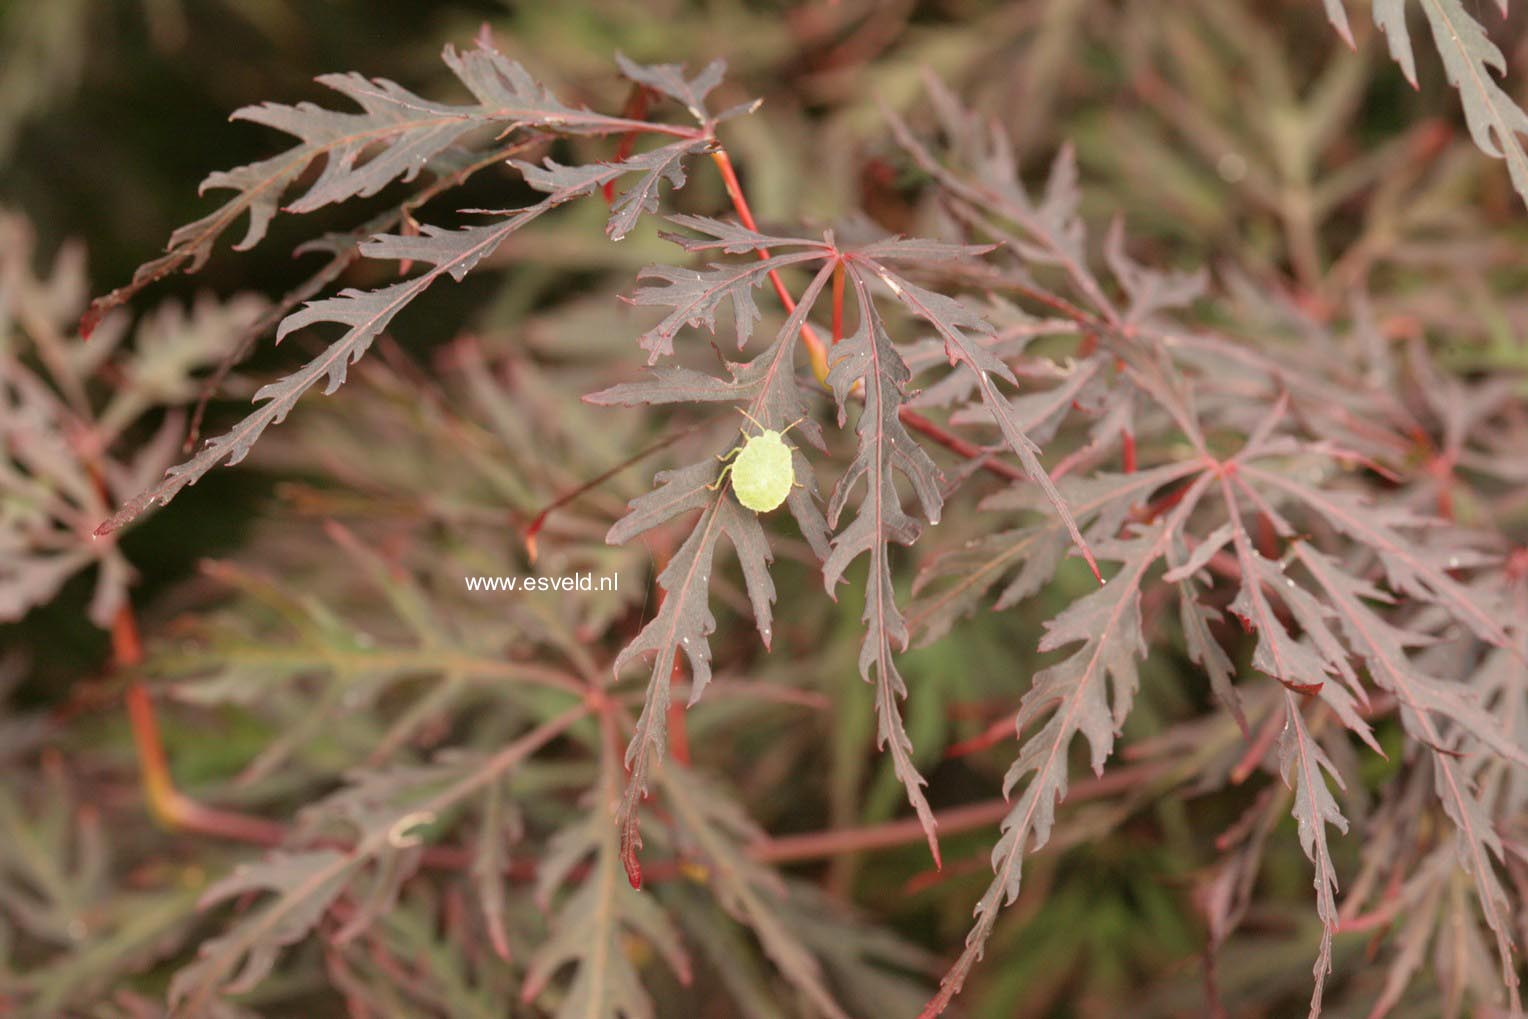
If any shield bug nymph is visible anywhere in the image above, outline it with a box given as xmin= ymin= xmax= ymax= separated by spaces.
xmin=709 ymin=409 xmax=804 ymax=513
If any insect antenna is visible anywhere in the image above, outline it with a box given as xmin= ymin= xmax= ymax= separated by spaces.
xmin=735 ymin=406 xmax=768 ymax=435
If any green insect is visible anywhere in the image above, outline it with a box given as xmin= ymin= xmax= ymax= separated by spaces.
xmin=709 ymin=409 xmax=804 ymax=513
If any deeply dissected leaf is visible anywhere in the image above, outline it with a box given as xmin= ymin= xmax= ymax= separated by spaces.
xmin=823 ymin=271 xmax=945 ymax=864
xmin=167 ymin=707 xmax=586 ymax=1013
xmin=98 ymin=139 xmax=715 ymax=536
xmin=614 ymin=53 xmax=726 ymax=123
xmin=662 ymin=767 xmax=851 ymax=1019
xmin=624 ymin=227 xmax=828 ymax=361
xmin=1169 ymin=530 xmax=1247 ymax=733
xmin=1223 ymin=518 xmax=1377 ymax=746
xmin=1101 ymin=218 xmax=1207 ymax=327
xmin=1321 ymin=0 xmax=1528 ymax=208
xmin=1277 ymin=691 xmax=1349 ymax=1019
xmin=1216 ymin=467 xmax=1359 ymax=1016
xmin=31 ymin=31 xmax=1528 ymax=1019
xmin=1241 ymin=464 xmax=1510 ymax=648
xmin=0 ymin=214 xmax=263 ymax=625
xmin=0 ymin=362 xmax=116 ymax=620
xmin=604 ymin=264 xmax=835 ymax=885
xmin=1296 ymin=543 xmax=1522 ymax=1004
xmin=912 ymin=460 xmax=1201 ymax=645
xmin=866 ymin=264 xmax=1097 ymax=579
xmin=169 ymin=849 xmax=356 ymax=1007
xmin=516 ymin=140 xmax=714 ymax=243
xmin=97 ymin=216 xmax=527 ymax=535
xmin=886 ymin=95 xmax=1119 ymax=324
xmin=80 ymin=38 xmax=712 ymax=331
xmin=524 ymin=750 xmax=691 ymax=1019
xmin=0 ymin=770 xmax=200 ymax=1019
xmin=921 ymin=512 xmax=1200 ymax=1016
xmin=603 ymin=218 xmax=1104 ymax=885
xmin=609 ymin=465 xmax=775 ymax=883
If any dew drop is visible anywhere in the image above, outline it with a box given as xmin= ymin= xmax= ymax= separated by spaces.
xmin=1215 ymin=152 xmax=1248 ymax=183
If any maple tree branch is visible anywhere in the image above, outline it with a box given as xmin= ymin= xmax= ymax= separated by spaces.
xmin=748 ymin=760 xmax=1167 ymax=866
xmin=114 ymin=605 xmax=292 ymax=843
xmin=94 ymin=752 xmax=1165 ymax=881
xmin=709 ymin=146 xmax=832 ymax=384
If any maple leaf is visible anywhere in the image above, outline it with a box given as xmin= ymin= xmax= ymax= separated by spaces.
xmin=921 ymin=493 xmax=1208 ymax=1017
xmin=1277 ymin=690 xmax=1350 ymax=1019
xmin=1296 ymin=543 xmax=1523 ymax=1008
xmin=662 ymin=767 xmax=852 ymax=1019
xmin=624 ymin=219 xmax=830 ymax=361
xmin=602 ymin=219 xmax=1103 ymax=883
xmin=523 ymin=747 xmax=691 ymax=1019
xmin=516 ymin=141 xmax=713 ymax=242
xmin=80 ymin=38 xmax=720 ymax=333
xmin=97 ymin=139 xmax=715 ymax=536
xmin=0 ymin=356 xmax=127 ymax=624
xmin=602 ymin=265 xmax=835 ymax=887
xmin=1168 ymin=529 xmax=1247 ymax=733
xmin=1360 ymin=845 xmax=1514 ymax=1018
xmin=614 ymin=52 xmax=727 ymax=123
xmin=1212 ymin=455 xmax=1389 ymax=1015
xmin=0 ymin=218 xmax=265 ymax=626
xmin=1321 ymin=0 xmax=1528 ymax=209
xmin=169 ymin=848 xmax=358 ymax=1009
xmin=886 ymin=93 xmax=1119 ymax=324
xmin=1239 ymin=464 xmax=1510 ymax=648
xmin=822 ymin=271 xmax=945 ymax=865
xmin=167 ymin=707 xmax=585 ymax=1014
xmin=864 ymin=264 xmax=1097 ymax=581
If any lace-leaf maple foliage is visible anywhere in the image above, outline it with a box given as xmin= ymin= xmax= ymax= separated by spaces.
xmin=91 ymin=36 xmax=733 ymax=536
xmin=1321 ymin=0 xmax=1528 ymax=207
xmin=590 ymin=219 xmax=1099 ymax=883
xmin=892 ymin=84 xmax=1526 ymax=1019
xmin=66 ymin=22 xmax=1528 ymax=1019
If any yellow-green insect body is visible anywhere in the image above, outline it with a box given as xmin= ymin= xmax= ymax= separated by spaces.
xmin=711 ymin=412 xmax=802 ymax=513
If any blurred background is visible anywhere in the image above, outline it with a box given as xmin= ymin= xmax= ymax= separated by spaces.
xmin=2 ymin=2 xmax=1526 ymax=1017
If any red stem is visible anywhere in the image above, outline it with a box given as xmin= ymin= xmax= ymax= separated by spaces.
xmin=602 ymin=84 xmax=654 ymax=204
xmin=710 ymin=147 xmax=831 ymax=383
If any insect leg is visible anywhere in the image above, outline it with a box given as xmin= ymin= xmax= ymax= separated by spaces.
xmin=706 ymin=461 xmax=735 ymax=491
